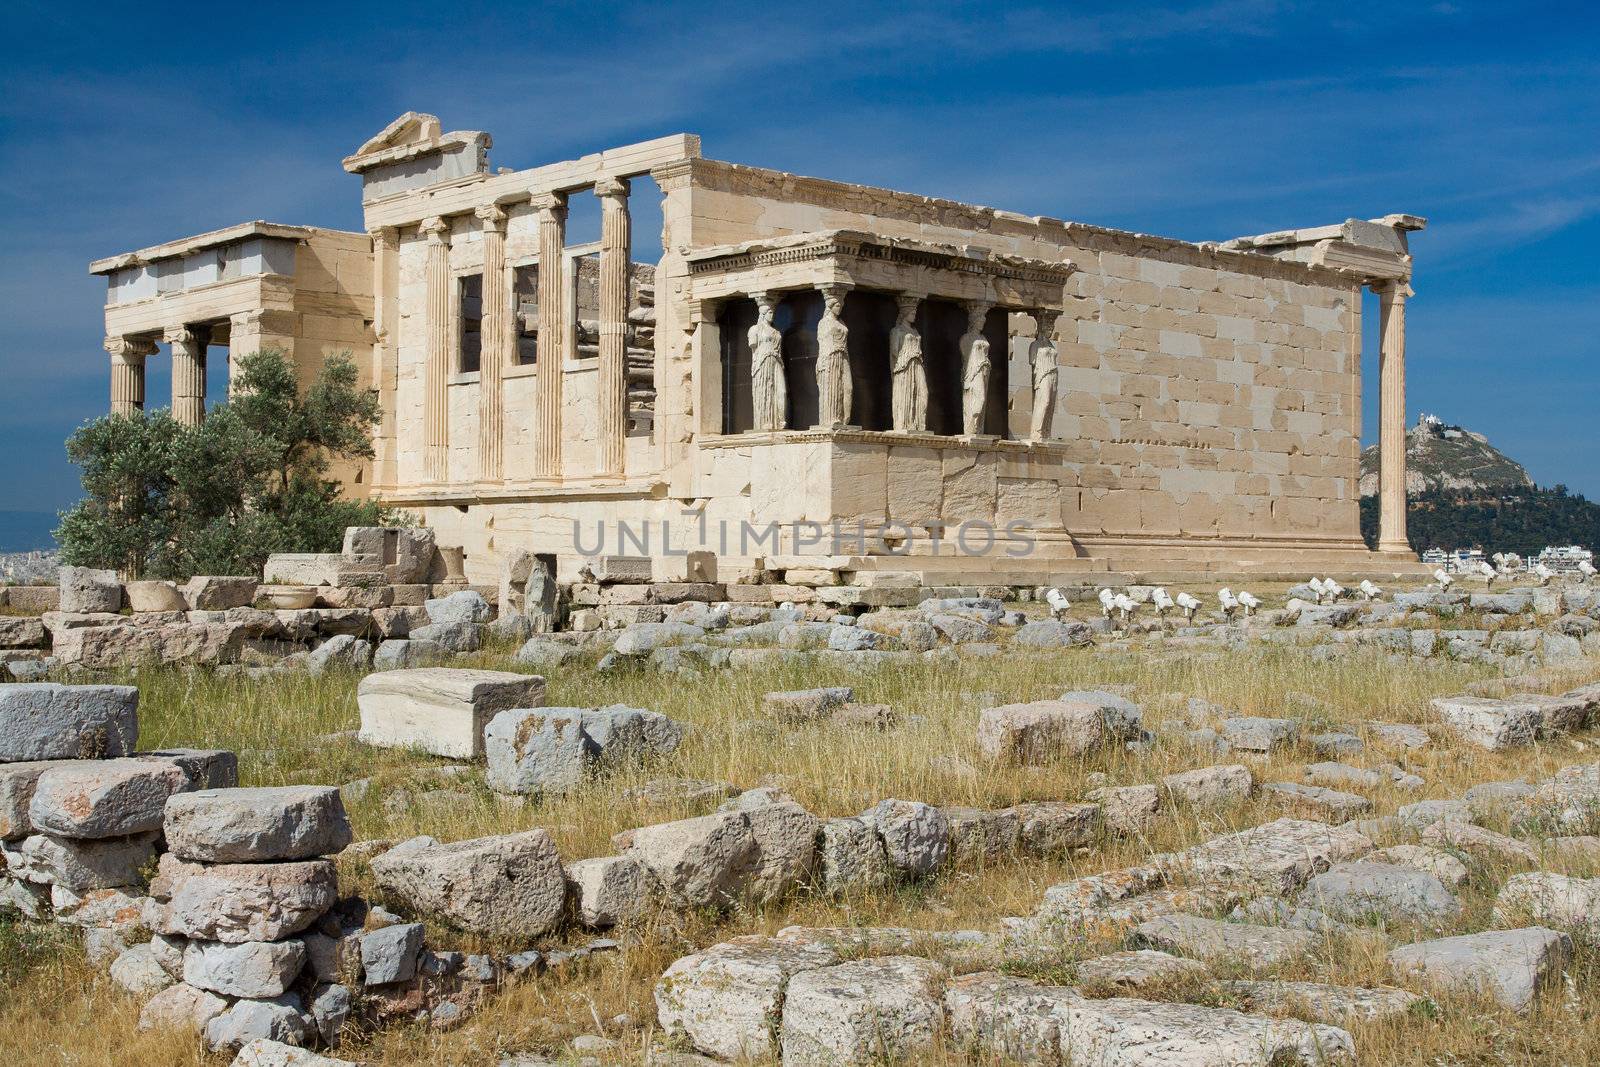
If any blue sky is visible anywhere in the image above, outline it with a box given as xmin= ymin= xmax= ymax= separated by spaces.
xmin=2 ymin=0 xmax=1597 ymax=515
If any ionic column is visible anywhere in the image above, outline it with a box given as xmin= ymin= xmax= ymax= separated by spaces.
xmin=1377 ymin=280 xmax=1414 ymax=553
xmin=421 ymin=216 xmax=451 ymax=482
xmin=106 ymin=337 xmax=154 ymax=416
xmin=530 ymin=191 xmax=567 ymax=479
xmin=475 ymin=204 xmax=509 ymax=482
xmin=369 ymin=226 xmax=400 ymax=489
xmin=166 ymin=325 xmax=205 ymax=425
xmin=595 ymin=176 xmax=631 ymax=478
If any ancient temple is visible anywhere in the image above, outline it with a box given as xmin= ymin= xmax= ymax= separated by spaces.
xmin=91 ymin=112 xmax=1425 ymax=584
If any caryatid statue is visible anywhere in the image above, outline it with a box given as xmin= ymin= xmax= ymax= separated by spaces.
xmin=959 ymin=301 xmax=992 ymax=435
xmin=889 ymin=294 xmax=926 ymax=432
xmin=1030 ymin=309 xmax=1061 ymax=441
xmin=749 ymin=292 xmax=786 ymax=431
xmin=816 ymin=286 xmax=852 ymax=428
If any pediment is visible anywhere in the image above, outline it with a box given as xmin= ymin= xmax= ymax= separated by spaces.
xmin=356 ymin=112 xmax=443 ymax=156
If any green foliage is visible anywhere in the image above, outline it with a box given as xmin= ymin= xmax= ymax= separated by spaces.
xmin=1362 ymin=485 xmax=1600 ymax=555
xmin=57 ymin=349 xmax=395 ymax=579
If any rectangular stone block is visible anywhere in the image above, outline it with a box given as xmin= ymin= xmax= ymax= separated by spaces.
xmin=357 ymin=668 xmax=546 ymax=759
xmin=0 ymin=683 xmax=140 ymax=763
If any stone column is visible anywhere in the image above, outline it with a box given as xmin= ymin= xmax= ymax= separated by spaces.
xmin=595 ymin=176 xmax=631 ymax=478
xmin=106 ymin=337 xmax=154 ymax=415
xmin=1377 ymin=279 xmax=1413 ymax=553
xmin=166 ymin=325 xmax=205 ymax=425
xmin=421 ymin=216 xmax=451 ymax=482
xmin=530 ymin=191 xmax=567 ymax=479
xmin=960 ymin=300 xmax=993 ymax=435
xmin=475 ymin=204 xmax=509 ymax=482
xmin=369 ymin=226 xmax=400 ymax=489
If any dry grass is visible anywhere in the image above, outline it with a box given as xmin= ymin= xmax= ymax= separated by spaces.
xmin=3 ymin=596 xmax=1600 ymax=1064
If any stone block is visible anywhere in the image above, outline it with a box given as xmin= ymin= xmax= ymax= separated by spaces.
xmin=204 ymin=993 xmax=312 ymax=1053
xmin=360 ymin=921 xmax=422 ymax=985
xmin=1388 ymin=927 xmax=1571 ymax=1012
xmin=654 ymin=935 xmax=839 ymax=1061
xmin=59 ymin=565 xmax=123 ymax=613
xmin=0 ymin=616 xmax=47 ymax=649
xmin=125 ymin=580 xmax=187 ymax=613
xmin=1162 ymin=764 xmax=1254 ymax=806
xmin=1134 ymin=913 xmax=1315 ymax=967
xmin=1495 ymin=873 xmax=1600 ymax=941
xmin=369 ymin=830 xmax=566 ymax=937
xmin=945 ymin=806 xmax=1020 ymax=865
xmin=622 ymin=811 xmax=758 ymax=908
xmin=139 ymin=981 xmax=230 ymax=1034
xmin=762 ymin=686 xmax=854 ymax=722
xmin=356 ymin=668 xmax=545 ymax=759
xmin=30 ymin=757 xmax=192 ymax=839
xmin=151 ymin=856 xmax=338 ymax=943
xmin=978 ymin=700 xmax=1109 ymax=764
xmin=1431 ymin=695 xmax=1543 ymax=750
xmin=1013 ymin=801 xmax=1101 ymax=855
xmin=0 ymin=683 xmax=139 ymax=762
xmin=3 ymin=830 xmax=160 ymax=889
xmin=817 ymin=816 xmax=893 ymax=895
xmin=780 ymin=956 xmax=947 ymax=1064
xmin=263 ymin=554 xmax=344 ymax=586
xmin=0 ymin=759 xmax=71 ymax=838
xmin=566 ymin=855 xmax=653 ymax=928
xmin=164 ymin=786 xmax=352 ymax=863
xmin=185 ymin=577 xmax=259 ymax=611
xmin=184 ymin=937 xmax=308 ymax=998
xmin=859 ymin=798 xmax=948 ymax=877
xmin=1301 ymin=861 xmax=1460 ymax=924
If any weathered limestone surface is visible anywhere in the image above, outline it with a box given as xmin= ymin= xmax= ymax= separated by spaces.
xmin=1388 ymin=927 xmax=1572 ymax=1012
xmin=368 ymin=831 xmax=565 ymax=937
xmin=151 ymin=855 xmax=338 ymax=943
xmin=30 ymin=758 xmax=193 ymax=839
xmin=0 ymin=684 xmax=139 ymax=762
xmin=1133 ymin=913 xmax=1316 ymax=967
xmin=164 ymin=786 xmax=352 ymax=863
xmin=655 ymin=935 xmax=839 ymax=1061
xmin=780 ymin=955 xmax=947 ymax=1065
xmin=977 ymin=700 xmax=1108 ymax=764
xmin=356 ymin=668 xmax=545 ymax=759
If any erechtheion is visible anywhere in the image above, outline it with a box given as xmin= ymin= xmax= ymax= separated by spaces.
xmin=91 ymin=112 xmax=1426 ymax=584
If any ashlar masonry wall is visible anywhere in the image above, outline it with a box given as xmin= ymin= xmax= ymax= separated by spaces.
xmin=665 ymin=160 xmax=1364 ymax=550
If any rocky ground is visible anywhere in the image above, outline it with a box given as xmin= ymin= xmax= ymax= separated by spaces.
xmin=3 ymin=574 xmax=1600 ymax=1065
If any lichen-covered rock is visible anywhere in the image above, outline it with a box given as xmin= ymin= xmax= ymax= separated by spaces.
xmin=109 ymin=943 xmax=175 ymax=996
xmin=1431 ymin=695 xmax=1544 ymax=750
xmin=369 ymin=831 xmax=565 ymax=937
xmin=164 ymin=786 xmax=352 ymax=863
xmin=780 ymin=955 xmax=947 ymax=1065
xmin=1166 ymin=818 xmax=1372 ymax=894
xmin=1074 ymin=949 xmax=1208 ymax=991
xmin=944 ymin=971 xmax=1080 ymax=1063
xmin=138 ymin=981 xmax=229 ymax=1033
xmin=741 ymin=799 xmax=819 ymax=902
xmin=1221 ymin=979 xmax=1428 ymax=1024
xmin=1013 ymin=801 xmax=1101 ymax=855
xmin=944 ymin=806 xmax=1020 ymax=865
xmin=1061 ymin=994 xmax=1354 ymax=1066
xmin=655 ymin=935 xmax=838 ymax=1061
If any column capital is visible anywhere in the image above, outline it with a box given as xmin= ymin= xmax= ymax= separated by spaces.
xmin=163 ymin=324 xmax=197 ymax=346
xmin=818 ymin=282 xmax=853 ymax=298
xmin=419 ymin=216 xmax=449 ymax=244
xmin=474 ymin=203 xmax=508 ymax=231
xmin=594 ymin=175 xmax=631 ymax=200
xmin=1034 ymin=307 xmax=1062 ymax=335
xmin=895 ymin=292 xmax=923 ymax=313
xmin=105 ymin=335 xmax=156 ymax=360
xmin=368 ymin=225 xmax=400 ymax=250
xmin=528 ymin=190 xmax=568 ymax=217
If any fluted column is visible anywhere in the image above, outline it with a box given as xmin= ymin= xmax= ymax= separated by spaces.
xmin=1377 ymin=280 xmax=1413 ymax=553
xmin=106 ymin=337 xmax=154 ymax=416
xmin=166 ymin=325 xmax=205 ymax=425
xmin=421 ymin=216 xmax=451 ymax=482
xmin=530 ymin=191 xmax=567 ymax=479
xmin=369 ymin=227 xmax=400 ymax=489
xmin=475 ymin=204 xmax=509 ymax=482
xmin=595 ymin=176 xmax=631 ymax=478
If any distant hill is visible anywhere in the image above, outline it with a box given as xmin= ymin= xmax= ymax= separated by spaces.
xmin=1359 ymin=413 xmax=1532 ymax=496
xmin=0 ymin=511 xmax=57 ymax=553
xmin=1357 ymin=416 xmax=1598 ymax=554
